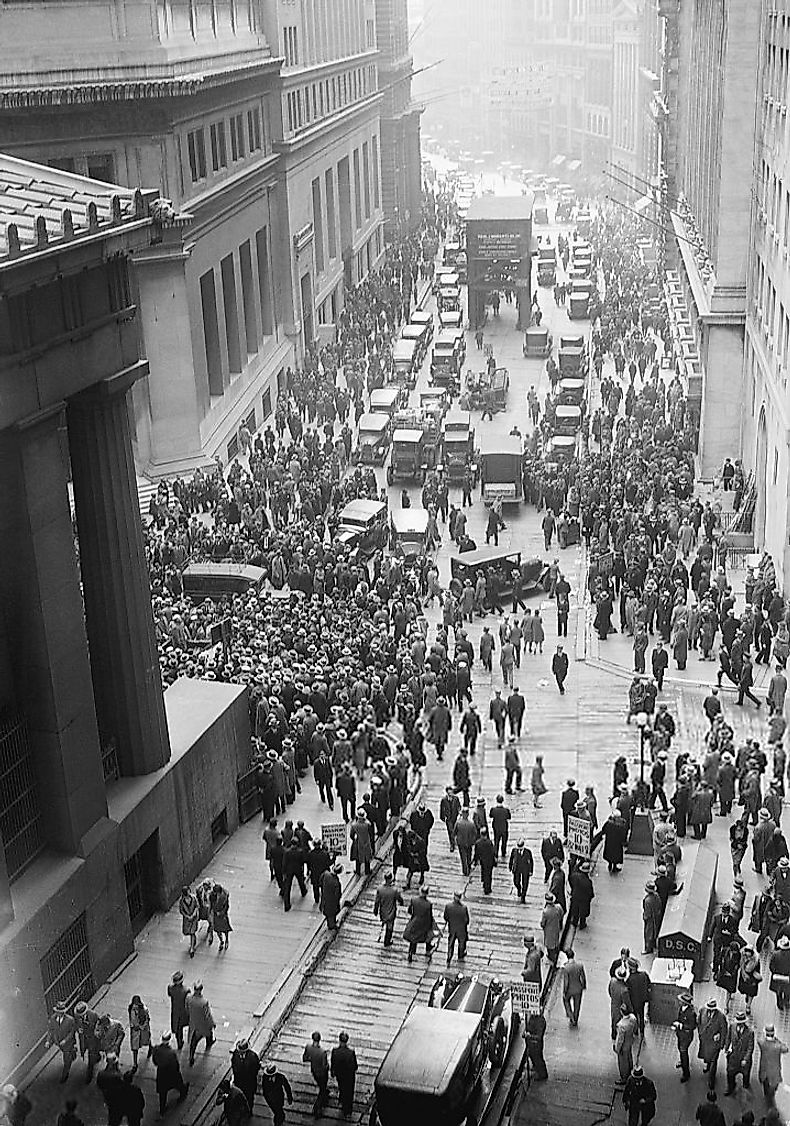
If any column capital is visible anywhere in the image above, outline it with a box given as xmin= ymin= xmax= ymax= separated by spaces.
xmin=70 ymin=361 xmax=149 ymax=408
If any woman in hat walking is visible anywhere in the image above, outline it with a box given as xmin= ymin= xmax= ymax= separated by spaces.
xmin=209 ymin=884 xmax=232 ymax=952
xmin=736 ymin=946 xmax=762 ymax=1015
xmin=127 ymin=996 xmax=152 ymax=1071
xmin=179 ymin=886 xmax=200 ymax=958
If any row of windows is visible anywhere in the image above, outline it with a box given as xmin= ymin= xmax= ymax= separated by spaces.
xmin=186 ymin=103 xmax=267 ymax=185
xmin=283 ymin=23 xmax=299 ymax=66
xmin=199 ymin=227 xmax=275 ymax=397
xmin=765 ymin=41 xmax=790 ymax=109
xmin=758 ymin=158 xmax=790 ymax=249
xmin=280 ymin=0 xmax=371 ymax=69
xmin=311 ymin=137 xmax=380 ymax=276
xmin=48 ymin=152 xmax=116 ymax=183
xmin=754 ymin=252 xmax=790 ymax=376
xmin=284 ymin=64 xmax=376 ymax=135
xmin=587 ymin=112 xmax=610 ymax=137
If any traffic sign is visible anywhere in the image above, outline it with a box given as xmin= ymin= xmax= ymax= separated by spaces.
xmin=321 ymin=823 xmax=348 ymax=857
xmin=512 ymin=980 xmax=541 ymax=1014
xmin=567 ymin=814 xmax=591 ymax=858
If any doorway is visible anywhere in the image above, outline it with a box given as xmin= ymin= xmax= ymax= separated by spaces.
xmin=300 ymin=272 xmax=315 ymax=349
xmin=124 ymin=830 xmax=161 ymax=935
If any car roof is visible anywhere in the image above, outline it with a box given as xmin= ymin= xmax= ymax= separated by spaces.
xmin=452 ymin=546 xmax=522 ymax=568
xmin=390 ymin=509 xmax=429 ymax=532
xmin=393 ymin=339 xmax=418 ymax=357
xmin=393 ymin=428 xmax=424 ymax=443
xmin=358 ymin=412 xmax=390 ymax=431
xmin=478 ymin=432 xmax=521 ymax=456
xmin=339 ymin=499 xmax=387 ymax=522
xmin=401 ymin=325 xmax=425 ymax=338
xmin=375 ymin=1008 xmax=481 ymax=1096
xmin=370 ymin=388 xmax=401 ymax=405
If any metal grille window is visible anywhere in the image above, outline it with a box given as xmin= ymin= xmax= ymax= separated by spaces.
xmin=0 ymin=710 xmax=43 ymax=880
xmin=40 ymin=914 xmax=94 ymax=1015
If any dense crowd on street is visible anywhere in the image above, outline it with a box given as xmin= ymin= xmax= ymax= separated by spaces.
xmin=25 ymin=184 xmax=790 ymax=1126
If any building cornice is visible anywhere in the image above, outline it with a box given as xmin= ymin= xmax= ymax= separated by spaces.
xmin=275 ymin=91 xmax=384 ymax=157
xmin=0 ymin=54 xmax=281 ymax=108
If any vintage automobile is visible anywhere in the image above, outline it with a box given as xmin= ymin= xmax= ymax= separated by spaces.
xmin=439 ymin=308 xmax=463 ymax=331
xmin=335 ymin=499 xmax=389 ymax=558
xmin=182 ymin=562 xmax=266 ymax=601
xmin=443 ymin=240 xmax=462 ymax=267
xmin=389 ymin=508 xmax=430 ymax=563
xmin=401 ymin=322 xmax=430 ymax=365
xmin=420 ymin=387 xmax=449 ymax=417
xmin=438 ymin=283 xmax=462 ymax=314
xmin=568 ymin=280 xmax=592 ymax=320
xmin=576 ymin=209 xmax=592 ymax=236
xmin=557 ymin=377 xmax=585 ymax=406
xmin=433 ymin=265 xmax=457 ymax=295
xmin=450 ymin=549 xmax=547 ymax=605
xmin=533 ymin=189 xmax=549 ymax=225
xmin=478 ymin=432 xmax=522 ymax=504
xmin=537 ymin=245 xmax=556 ymax=287
xmin=544 ymin=433 xmax=577 ymax=463
xmin=387 ymin=427 xmax=428 ymax=485
xmin=370 ymin=387 xmax=404 ymax=419
xmin=409 ymin=309 xmax=434 ymax=344
xmin=355 ymin=413 xmax=391 ymax=466
xmin=523 ymin=325 xmax=553 ymax=359
xmin=371 ymin=975 xmax=516 ymax=1126
xmin=391 ymin=338 xmax=420 ymax=391
xmin=553 ymin=403 xmax=582 ymax=435
xmin=430 ymin=330 xmax=465 ymax=391
xmin=442 ymin=430 xmax=475 ymax=482
xmin=558 ymin=345 xmax=585 ymax=377
xmin=560 ymin=333 xmax=585 ymax=353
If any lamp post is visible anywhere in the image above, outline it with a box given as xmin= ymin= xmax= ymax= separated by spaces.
xmin=636 ymin=710 xmax=649 ymax=799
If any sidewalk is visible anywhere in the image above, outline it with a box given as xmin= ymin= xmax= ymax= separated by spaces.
xmin=22 ymin=783 xmax=353 ymax=1126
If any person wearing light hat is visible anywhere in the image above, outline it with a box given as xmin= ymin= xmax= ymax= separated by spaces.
xmin=230 ymin=1038 xmax=260 ymax=1112
xmin=673 ymin=991 xmax=697 ymax=1082
xmin=769 ymin=933 xmax=790 ymax=1011
xmin=166 ymin=971 xmax=190 ymax=1051
xmin=622 ymin=1063 xmax=657 ymax=1124
xmin=774 ymin=852 xmax=790 ymax=906
xmin=73 ymin=1000 xmax=101 ymax=1083
xmin=560 ymin=779 xmax=579 ymax=835
xmin=697 ymin=997 xmax=727 ymax=1090
xmin=758 ymin=1023 xmax=789 ymax=1104
xmin=754 ymin=807 xmax=778 ymax=875
xmin=724 ymin=1011 xmax=754 ymax=1095
xmin=1 ymin=1084 xmax=31 ymax=1126
xmin=46 ymin=1000 xmax=78 ymax=1084
xmin=260 ymin=1062 xmax=293 ymax=1125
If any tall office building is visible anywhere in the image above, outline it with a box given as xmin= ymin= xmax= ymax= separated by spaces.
xmin=262 ymin=0 xmax=386 ymax=345
xmin=375 ymin=0 xmax=423 ymax=234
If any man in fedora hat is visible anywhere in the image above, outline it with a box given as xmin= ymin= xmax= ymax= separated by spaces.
xmin=774 ymin=854 xmax=790 ymax=906
xmin=698 ymin=997 xmax=728 ymax=1089
xmin=73 ymin=1001 xmax=101 ymax=1083
xmin=444 ymin=891 xmax=470 ymax=966
xmin=403 ymin=885 xmax=435 ymax=963
xmin=474 ymin=827 xmax=496 ymax=895
xmin=724 ymin=1011 xmax=754 ymax=1095
xmin=330 ymin=1032 xmax=358 ymax=1119
xmin=166 ymin=973 xmax=190 ymax=1051
xmin=672 ymin=992 xmax=697 ymax=1082
xmin=46 ymin=1000 xmax=77 ymax=1083
xmin=642 ymin=881 xmax=662 ymax=955
xmin=320 ymin=862 xmax=343 ymax=931
xmin=260 ymin=1062 xmax=293 ymax=1125
xmin=373 ymin=872 xmax=403 ymax=948
xmin=622 ymin=1064 xmax=657 ymax=1125
xmin=302 ymin=1031 xmax=329 ymax=1117
xmin=758 ymin=1024 xmax=789 ymax=1104
xmin=152 ymin=1032 xmax=189 ymax=1116
xmin=231 ymin=1038 xmax=260 ymax=1111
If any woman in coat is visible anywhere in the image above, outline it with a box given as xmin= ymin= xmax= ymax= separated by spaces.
xmin=209 ymin=884 xmax=232 ymax=953
xmin=672 ymin=621 xmax=689 ymax=670
xmin=391 ymin=823 xmax=408 ymax=880
xmin=403 ymin=828 xmax=429 ymax=890
xmin=730 ymin=813 xmax=750 ymax=879
xmin=737 ymin=945 xmax=762 ymax=1014
xmin=179 ymin=886 xmax=200 ymax=958
xmin=612 ymin=757 xmax=629 ymax=799
xmin=671 ymin=774 xmax=691 ymax=838
xmin=127 ymin=995 xmax=152 ymax=1071
xmin=402 ymin=887 xmax=435 ymax=963
xmin=601 ymin=811 xmax=628 ymax=873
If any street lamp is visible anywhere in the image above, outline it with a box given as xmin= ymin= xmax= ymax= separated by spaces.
xmin=628 ymin=710 xmax=653 ymax=856
xmin=636 ymin=710 xmax=649 ymax=791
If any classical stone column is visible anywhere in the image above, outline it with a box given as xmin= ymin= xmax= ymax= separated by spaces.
xmin=67 ymin=365 xmax=170 ymax=777
xmin=0 ymin=406 xmax=109 ymax=856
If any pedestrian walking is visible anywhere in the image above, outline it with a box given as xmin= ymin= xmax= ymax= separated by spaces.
xmin=120 ymin=1070 xmax=145 ymax=1126
xmin=568 ymin=861 xmax=595 ymax=928
xmin=697 ymin=997 xmax=728 ymax=1089
xmin=489 ymin=689 xmax=507 ymax=745
xmin=509 ymin=839 xmax=534 ymax=903
xmin=642 ymin=880 xmax=662 ymax=954
xmin=179 ymin=885 xmax=200 ymax=958
xmin=454 ymin=808 xmax=478 ymax=876
xmin=403 ymin=885 xmax=436 ymax=963
xmin=531 ymin=755 xmax=547 ymax=808
xmin=622 ymin=1066 xmax=657 ymax=1125
xmin=96 ymin=1056 xmax=124 ymax=1126
xmin=231 ymin=1038 xmax=261 ymax=1112
xmin=373 ymin=873 xmax=403 ymax=947
xmin=215 ymin=1079 xmax=250 ymax=1126
xmin=186 ymin=981 xmax=215 ymax=1066
xmin=330 ymin=1032 xmax=358 ymax=1120
xmin=209 ymin=883 xmax=232 ymax=952
xmin=444 ymin=891 xmax=470 ymax=965
xmin=491 ymin=794 xmax=511 ymax=858
xmin=320 ymin=863 xmax=343 ymax=931
xmin=560 ymin=949 xmax=586 ymax=1026
xmin=439 ymin=786 xmax=461 ymax=850
xmin=55 ymin=1099 xmax=82 ymax=1126
xmin=474 ymin=828 xmax=496 ymax=894
xmin=552 ymin=645 xmax=569 ymax=694
xmin=260 ymin=1063 xmax=293 ymax=1126
xmin=673 ymin=992 xmax=697 ymax=1082
xmin=525 ymin=1011 xmax=548 ymax=1081
xmin=609 ymin=968 xmax=633 ymax=1039
xmin=626 ymin=959 xmax=651 ymax=1037
xmin=540 ymin=893 xmax=564 ymax=963
xmin=614 ymin=1007 xmax=639 ymax=1082
xmin=127 ymin=996 xmax=152 ymax=1072
xmin=302 ymin=1032 xmax=330 ymax=1117
xmin=541 ymin=829 xmax=564 ymax=881
xmin=724 ymin=1011 xmax=754 ymax=1095
xmin=560 ymin=779 xmax=579 ymax=835
xmin=73 ymin=1002 xmax=101 ymax=1083
xmin=46 ymin=1000 xmax=78 ymax=1084
xmin=166 ymin=972 xmax=190 ymax=1050
xmin=507 ymin=687 xmax=526 ymax=737
xmin=350 ymin=812 xmax=373 ymax=875
xmin=602 ymin=809 xmax=628 ymax=873
xmin=758 ymin=1025 xmax=788 ymax=1104
xmin=1 ymin=1087 xmax=32 ymax=1126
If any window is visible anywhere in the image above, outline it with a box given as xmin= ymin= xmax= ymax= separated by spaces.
xmin=0 ymin=711 xmax=42 ymax=880
xmin=210 ymin=121 xmax=227 ymax=171
xmin=221 ymin=253 xmax=242 ymax=374
xmin=247 ymin=107 xmax=262 ymax=152
xmin=256 ymin=227 xmax=274 ymax=336
xmin=86 ymin=154 xmax=115 ymax=183
xmin=366 ymin=17 xmax=374 ymax=47
xmin=239 ymin=240 xmax=258 ymax=355
xmin=362 ymin=141 xmax=371 ymax=218
xmin=353 ymin=148 xmax=362 ymax=228
xmin=371 ymin=135 xmax=380 ymax=209
xmin=325 ymin=168 xmax=337 ymax=258
xmin=283 ymin=24 xmax=299 ymax=66
xmin=200 ymin=270 xmax=223 ymax=396
xmin=262 ymin=388 xmax=272 ymax=419
xmin=48 ymin=156 xmax=76 ymax=173
xmin=230 ymin=114 xmax=246 ymax=161
xmin=41 ymin=914 xmax=94 ymax=1016
xmin=312 ymin=178 xmax=325 ymax=274
xmin=187 ymin=128 xmax=207 ymax=183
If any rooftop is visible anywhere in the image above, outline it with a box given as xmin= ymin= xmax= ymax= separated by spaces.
xmin=466 ymin=193 xmax=534 ymax=223
xmin=0 ymin=153 xmax=164 ymax=267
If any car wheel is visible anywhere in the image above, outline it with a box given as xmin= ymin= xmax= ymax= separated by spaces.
xmin=489 ymin=1016 xmax=507 ymax=1067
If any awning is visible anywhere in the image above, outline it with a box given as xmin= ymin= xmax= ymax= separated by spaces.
xmin=566 ymin=159 xmax=581 ymax=172
xmin=551 ymin=154 xmax=566 ymax=167
xmin=634 ymin=195 xmax=652 ymax=214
